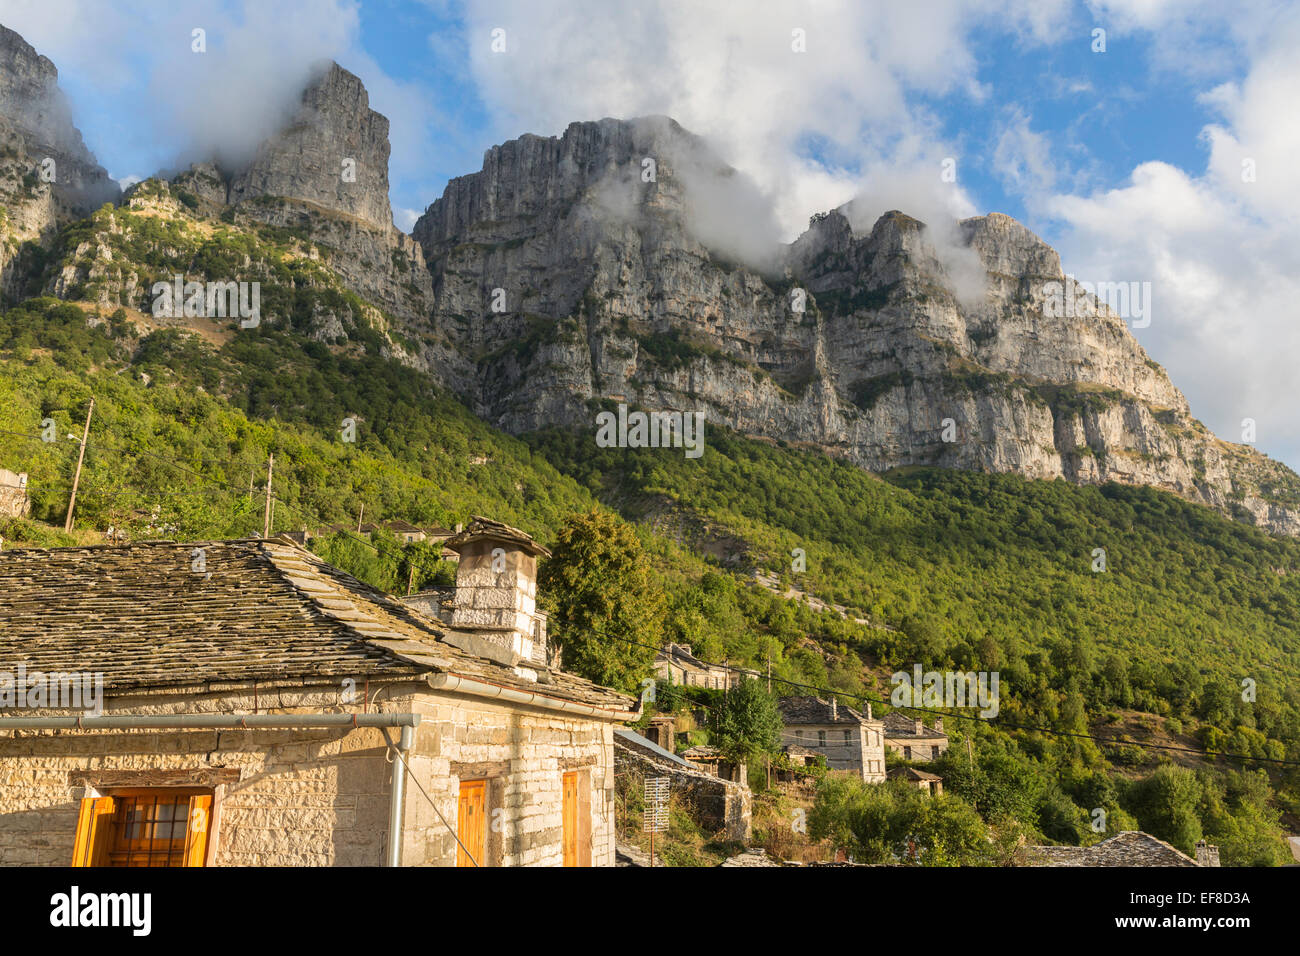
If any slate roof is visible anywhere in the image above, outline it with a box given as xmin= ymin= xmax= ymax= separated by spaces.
xmin=384 ymin=519 xmax=424 ymax=534
xmin=778 ymin=695 xmax=873 ymax=725
xmin=613 ymin=727 xmax=694 ymax=768
xmin=0 ymin=537 xmax=632 ymax=710
xmin=1020 ymin=832 xmax=1200 ymax=867
xmin=681 ymin=744 xmax=722 ymax=759
xmin=882 ymin=711 xmax=947 ymax=739
xmin=783 ymin=744 xmax=820 ymax=758
xmin=445 ymin=515 xmax=551 ymax=557
xmin=657 ymin=643 xmax=709 ymax=668
xmin=888 ymin=766 xmax=942 ymax=782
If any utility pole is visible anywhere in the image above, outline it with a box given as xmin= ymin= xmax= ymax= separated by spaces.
xmin=356 ymin=502 xmax=364 ymax=533
xmin=64 ymin=398 xmax=93 ymax=533
xmin=767 ymin=653 xmax=772 ymax=693
xmin=407 ymin=561 xmax=416 ymax=596
xmin=262 ymin=454 xmax=274 ymax=537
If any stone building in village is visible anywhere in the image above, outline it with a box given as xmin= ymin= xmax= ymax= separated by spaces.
xmin=777 ymin=696 xmax=886 ymax=782
xmin=883 ymin=711 xmax=949 ymax=762
xmin=653 ymin=642 xmax=742 ymax=690
xmin=0 ymin=518 xmax=636 ymax=867
xmin=0 ymin=468 xmax=29 ymax=519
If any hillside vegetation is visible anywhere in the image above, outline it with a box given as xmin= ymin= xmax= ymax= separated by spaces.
xmin=1 ymin=192 xmax=1296 ymax=864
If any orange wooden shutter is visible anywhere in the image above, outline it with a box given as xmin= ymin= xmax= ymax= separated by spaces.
xmin=457 ymin=781 xmax=486 ymax=867
xmin=562 ymin=771 xmax=578 ymax=867
xmin=183 ymin=794 xmax=213 ymax=867
xmin=577 ymin=772 xmax=592 ymax=867
xmin=71 ymin=796 xmax=115 ymax=867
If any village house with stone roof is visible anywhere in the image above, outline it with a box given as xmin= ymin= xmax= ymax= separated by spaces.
xmin=883 ymin=711 xmax=949 ymax=762
xmin=777 ymin=696 xmax=886 ymax=782
xmin=0 ymin=517 xmax=636 ymax=867
xmin=653 ymin=642 xmax=742 ymax=690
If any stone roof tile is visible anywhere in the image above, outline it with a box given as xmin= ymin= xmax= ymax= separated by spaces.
xmin=0 ymin=537 xmax=631 ymax=711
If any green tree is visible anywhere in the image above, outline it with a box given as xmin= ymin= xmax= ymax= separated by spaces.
xmin=717 ymin=679 xmax=782 ymax=761
xmin=1124 ymin=764 xmax=1204 ymax=854
xmin=538 ymin=509 xmax=665 ymax=693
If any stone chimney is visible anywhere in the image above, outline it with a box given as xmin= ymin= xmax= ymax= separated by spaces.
xmin=934 ymin=718 xmax=944 ymax=733
xmin=914 ymin=718 xmax=925 ymax=736
xmin=866 ymin=703 xmax=873 ymax=720
xmin=831 ymin=697 xmax=837 ymax=720
xmin=1195 ymin=840 xmax=1220 ymax=867
xmin=444 ymin=516 xmax=551 ymax=669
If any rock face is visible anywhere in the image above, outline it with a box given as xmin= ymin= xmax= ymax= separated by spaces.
xmin=0 ymin=23 xmax=119 ymax=292
xmin=0 ymin=24 xmax=118 ymax=214
xmin=413 ymin=117 xmax=1300 ymax=535
xmin=2 ymin=24 xmax=1295 ymax=537
xmin=165 ymin=61 xmax=436 ymax=360
xmin=226 ymin=62 xmax=392 ymax=231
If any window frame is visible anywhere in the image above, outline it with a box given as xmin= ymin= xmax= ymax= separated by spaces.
xmin=72 ymin=786 xmax=215 ymax=868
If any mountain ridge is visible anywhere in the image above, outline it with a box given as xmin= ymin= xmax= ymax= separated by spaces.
xmin=1 ymin=33 xmax=1297 ymax=535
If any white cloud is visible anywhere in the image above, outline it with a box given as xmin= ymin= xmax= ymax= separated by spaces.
xmin=455 ymin=0 xmax=1072 ymax=241
xmin=1050 ymin=6 xmax=1300 ymax=467
xmin=0 ymin=0 xmax=390 ymax=175
xmin=993 ymin=108 xmax=1059 ymax=196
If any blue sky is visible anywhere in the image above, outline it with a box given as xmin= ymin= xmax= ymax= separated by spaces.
xmin=2 ymin=0 xmax=1298 ymax=470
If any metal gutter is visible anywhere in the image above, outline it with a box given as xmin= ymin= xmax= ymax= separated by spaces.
xmin=0 ymin=713 xmax=420 ymax=730
xmin=426 ymin=672 xmax=638 ymax=722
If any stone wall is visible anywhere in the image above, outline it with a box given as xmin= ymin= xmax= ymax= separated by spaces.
xmin=787 ymin=721 xmax=885 ymax=782
xmin=400 ymin=688 xmax=616 ymax=867
xmin=0 ymin=469 xmax=29 ymax=519
xmin=614 ymin=734 xmax=751 ymax=842
xmin=0 ymin=680 xmax=619 ymax=866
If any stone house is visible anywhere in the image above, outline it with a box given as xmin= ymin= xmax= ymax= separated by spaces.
xmin=777 ymin=696 xmax=886 ymax=782
xmin=653 ymin=643 xmax=748 ymax=690
xmin=613 ymin=729 xmax=750 ymax=842
xmin=654 ymin=643 xmax=730 ymax=690
xmin=888 ymin=766 xmax=943 ymax=796
xmin=679 ymin=744 xmax=746 ymax=785
xmin=0 ymin=468 xmax=30 ymax=519
xmin=883 ymin=711 xmax=949 ymax=761
xmin=0 ymin=521 xmax=636 ymax=867
xmin=777 ymin=744 xmax=823 ymax=783
xmin=641 ymin=714 xmax=676 ymax=752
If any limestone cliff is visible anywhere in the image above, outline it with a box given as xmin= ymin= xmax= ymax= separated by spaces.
xmin=166 ymin=61 xmax=438 ymax=364
xmin=412 ymin=117 xmax=1300 ymax=534
xmin=225 ymin=62 xmax=393 ymax=231
xmin=0 ymin=24 xmax=119 ymax=293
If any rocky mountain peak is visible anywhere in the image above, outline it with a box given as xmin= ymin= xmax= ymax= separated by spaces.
xmin=960 ymin=211 xmax=1062 ymax=279
xmin=0 ymin=23 xmax=119 ymax=216
xmin=225 ymin=60 xmax=392 ymax=230
xmin=404 ymin=113 xmax=1300 ymax=534
xmin=414 ymin=115 xmax=719 ymax=254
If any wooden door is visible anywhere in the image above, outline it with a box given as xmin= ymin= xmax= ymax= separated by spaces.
xmin=562 ymin=772 xmax=578 ymax=867
xmin=457 ymin=780 xmax=486 ymax=867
